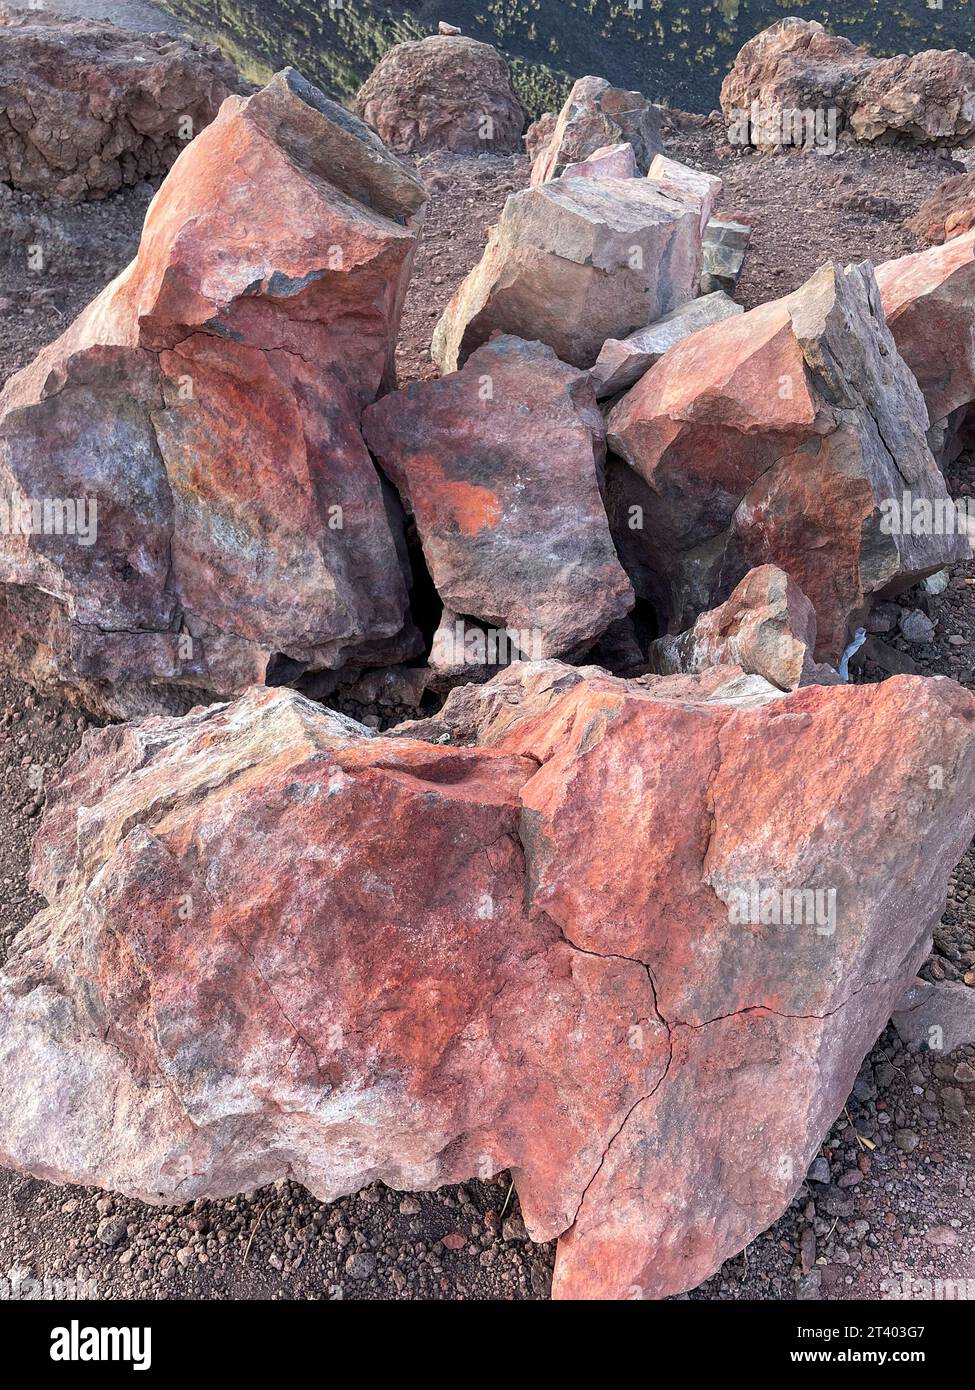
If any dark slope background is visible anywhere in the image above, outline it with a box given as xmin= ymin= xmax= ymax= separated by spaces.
xmin=161 ymin=0 xmax=975 ymax=118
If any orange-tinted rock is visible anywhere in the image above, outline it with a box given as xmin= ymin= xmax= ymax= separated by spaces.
xmin=908 ymin=173 xmax=975 ymax=246
xmin=722 ymin=18 xmax=975 ymax=151
xmin=2 ymin=664 xmax=973 ymax=1301
xmin=530 ymin=76 xmax=663 ymax=185
xmin=0 ymin=12 xmax=239 ymax=200
xmin=606 ymin=260 xmax=967 ymax=662
xmin=431 ymin=177 xmax=703 ymax=371
xmin=876 ymin=230 xmax=975 ymax=463
xmin=647 ymin=153 xmax=722 ymax=235
xmin=363 ymin=336 xmax=632 ymax=658
xmin=562 ymin=142 xmax=637 ymax=180
xmin=352 ymin=36 xmax=524 ymax=155
xmin=647 ymin=564 xmax=840 ymax=690
xmin=0 ymin=69 xmax=427 ymax=716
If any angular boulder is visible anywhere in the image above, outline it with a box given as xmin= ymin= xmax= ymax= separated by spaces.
xmin=647 ymin=154 xmax=722 ymax=236
xmin=530 ymin=76 xmax=663 ymax=185
xmin=0 ymin=69 xmax=427 ymax=716
xmin=892 ymin=979 xmax=975 ymax=1054
xmin=524 ymin=110 xmax=557 ymax=164
xmin=352 ymin=35 xmax=524 ymax=155
xmin=590 ymin=290 xmax=741 ymax=399
xmin=646 ymin=564 xmax=840 ymax=690
xmin=908 ymin=172 xmax=975 ymax=246
xmin=363 ymin=336 xmax=632 ymax=658
xmin=721 ymin=18 xmax=975 ymax=151
xmin=3 ymin=664 xmax=974 ymax=1302
xmin=700 ymin=218 xmax=752 ymax=295
xmin=0 ymin=12 xmax=239 ymax=201
xmin=876 ymin=230 xmax=975 ymax=464
xmin=431 ymin=177 xmax=703 ymax=372
xmin=606 ymin=260 xmax=968 ymax=662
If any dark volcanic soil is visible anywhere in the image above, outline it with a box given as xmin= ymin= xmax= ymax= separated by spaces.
xmin=0 ymin=120 xmax=974 ymax=1301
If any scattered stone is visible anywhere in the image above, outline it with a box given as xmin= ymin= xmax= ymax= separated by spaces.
xmin=0 ymin=13 xmax=239 ymax=201
xmin=807 ymin=1157 xmax=831 ymax=1185
xmin=606 ymin=260 xmax=967 ymax=662
xmin=432 ymin=176 xmax=703 ymax=371
xmin=909 ymin=173 xmax=975 ymax=246
xmin=530 ymin=76 xmax=663 ymax=185
xmin=646 ymin=565 xmax=840 ymax=690
xmin=0 ymin=69 xmax=427 ymax=717
xmin=590 ymin=290 xmax=742 ymax=399
xmin=894 ymin=1128 xmax=920 ymax=1153
xmin=352 ymin=36 xmax=524 ymax=155
xmin=364 ymin=336 xmax=632 ymax=658
xmin=345 ymin=1251 xmax=377 ymax=1280
xmin=891 ymin=978 xmax=975 ymax=1053
xmin=700 ymin=219 xmax=752 ymax=295
xmin=899 ymin=610 xmax=936 ymax=644
xmin=96 ymin=1218 xmax=127 ymax=1248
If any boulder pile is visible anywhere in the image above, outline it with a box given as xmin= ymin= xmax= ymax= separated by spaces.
xmin=529 ymin=76 xmax=663 ymax=184
xmin=0 ymin=13 xmax=240 ymax=201
xmin=722 ymin=17 xmax=975 ymax=151
xmin=1 ymin=664 xmax=973 ymax=1300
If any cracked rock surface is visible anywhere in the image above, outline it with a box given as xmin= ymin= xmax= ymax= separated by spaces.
xmin=0 ymin=12 xmax=240 ymax=201
xmin=606 ymin=259 xmax=968 ymax=664
xmin=0 ymin=68 xmax=427 ymax=717
xmin=2 ymin=660 xmax=973 ymax=1299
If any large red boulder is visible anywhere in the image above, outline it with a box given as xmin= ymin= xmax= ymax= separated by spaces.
xmin=721 ymin=18 xmax=975 ymax=151
xmin=876 ymin=230 xmax=975 ymax=465
xmin=606 ymin=260 xmax=967 ymax=663
xmin=0 ymin=12 xmax=240 ymax=200
xmin=1 ymin=664 xmax=973 ymax=1300
xmin=363 ymin=335 xmax=633 ymax=659
xmin=352 ymin=35 xmax=524 ymax=155
xmin=0 ymin=69 xmax=427 ymax=716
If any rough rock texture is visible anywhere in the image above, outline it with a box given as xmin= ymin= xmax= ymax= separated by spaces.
xmin=590 ymin=290 xmax=741 ymax=399
xmin=701 ymin=218 xmax=752 ymax=295
xmin=0 ymin=13 xmax=239 ymax=201
xmin=908 ymin=172 xmax=975 ymax=246
xmin=876 ymin=230 xmax=975 ymax=464
xmin=431 ymin=177 xmax=703 ymax=372
xmin=363 ymin=335 xmax=632 ymax=658
xmin=647 ymin=153 xmax=722 ymax=236
xmin=563 ymin=142 xmax=637 ymax=181
xmin=892 ymin=979 xmax=975 ymax=1055
xmin=2 ymin=665 xmax=974 ymax=1302
xmin=352 ymin=36 xmax=524 ymax=155
xmin=0 ymin=69 xmax=427 ymax=716
xmin=646 ymin=564 xmax=840 ymax=690
xmin=606 ymin=260 xmax=967 ymax=663
xmin=530 ymin=76 xmax=663 ymax=185
xmin=721 ymin=18 xmax=975 ymax=151
xmin=523 ymin=110 xmax=556 ymax=164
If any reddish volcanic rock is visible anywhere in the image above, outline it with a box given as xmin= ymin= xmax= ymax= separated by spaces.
xmin=431 ymin=176 xmax=703 ymax=371
xmin=876 ymin=230 xmax=975 ymax=464
xmin=352 ymin=35 xmax=524 ymax=155
xmin=646 ymin=564 xmax=840 ymax=690
xmin=363 ymin=336 xmax=632 ymax=658
xmin=530 ymin=76 xmax=663 ymax=185
xmin=562 ymin=142 xmax=637 ymax=180
xmin=0 ymin=69 xmax=427 ymax=716
xmin=0 ymin=13 xmax=240 ymax=201
xmin=647 ymin=153 xmax=722 ymax=235
xmin=2 ymin=665 xmax=974 ymax=1301
xmin=721 ymin=18 xmax=975 ymax=151
xmin=908 ymin=173 xmax=975 ymax=246
xmin=606 ymin=259 xmax=967 ymax=662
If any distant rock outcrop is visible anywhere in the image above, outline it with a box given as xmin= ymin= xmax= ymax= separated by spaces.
xmin=0 ymin=12 xmax=240 ymax=201
xmin=721 ymin=18 xmax=975 ymax=151
xmin=353 ymin=35 xmax=524 ymax=154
